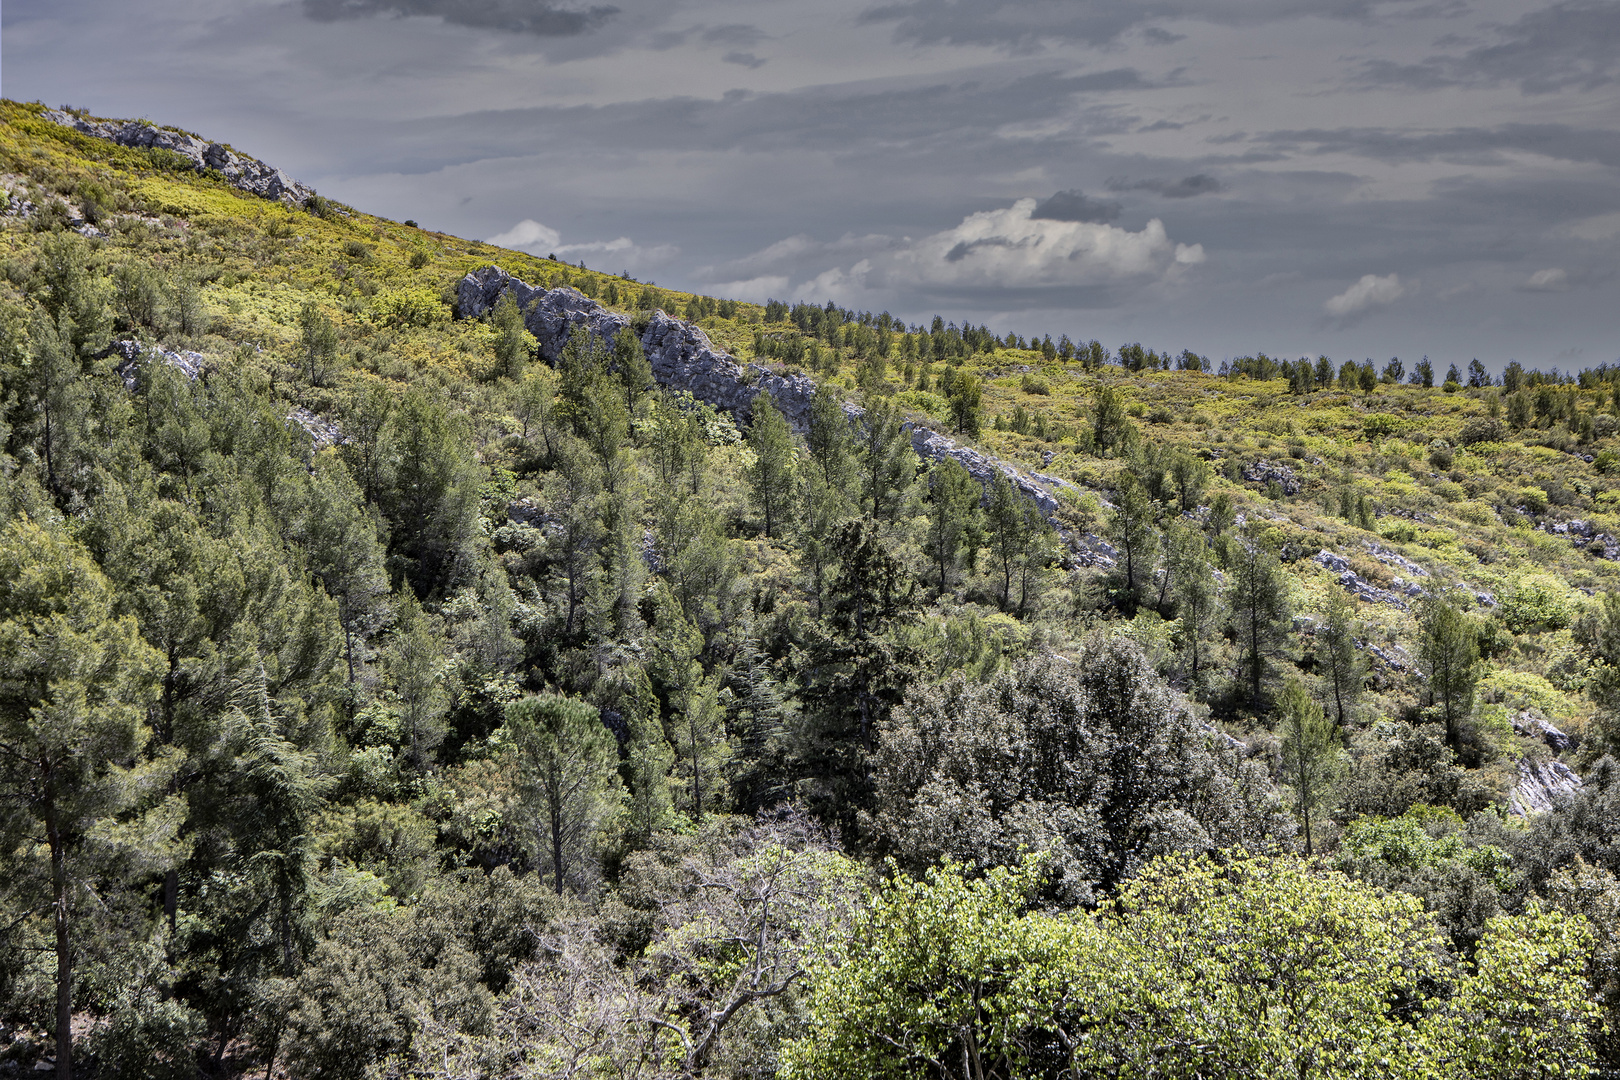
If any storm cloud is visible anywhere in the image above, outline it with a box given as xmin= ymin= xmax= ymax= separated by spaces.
xmin=301 ymin=0 xmax=620 ymax=36
xmin=6 ymin=0 xmax=1619 ymax=367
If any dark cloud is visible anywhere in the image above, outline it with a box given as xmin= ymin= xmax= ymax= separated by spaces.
xmin=1032 ymin=189 xmax=1122 ymax=222
xmin=313 ymin=68 xmax=1141 ymax=177
xmin=703 ymin=23 xmax=765 ymax=46
xmin=723 ymin=51 xmax=766 ymax=68
xmin=1257 ymin=124 xmax=1620 ymax=168
xmin=1459 ymin=0 xmax=1620 ymax=93
xmin=300 ymin=0 xmax=618 ymax=36
xmin=1108 ymin=173 xmax=1222 ymax=197
xmin=1354 ymin=0 xmax=1620 ymax=93
xmin=1141 ymin=26 xmax=1184 ymax=43
xmin=859 ymin=0 xmax=1413 ymax=51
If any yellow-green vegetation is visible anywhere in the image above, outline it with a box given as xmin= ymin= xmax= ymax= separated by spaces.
xmin=5 ymin=100 xmax=1620 ymax=1079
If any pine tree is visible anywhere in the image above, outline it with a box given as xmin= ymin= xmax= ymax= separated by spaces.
xmin=0 ymin=516 xmax=165 ymax=1080
xmin=673 ymin=670 xmax=731 ymax=824
xmin=489 ymin=292 xmax=534 ymax=380
xmin=617 ymin=664 xmax=675 ymax=848
xmin=299 ymin=301 xmax=340 ymax=387
xmin=1229 ymin=531 xmax=1292 ymax=707
xmin=986 ymin=475 xmax=1026 ymax=611
xmin=385 ymin=593 xmax=449 ymax=773
xmin=612 ymin=326 xmax=653 ymax=416
xmin=748 ymin=392 xmax=796 ymax=539
xmin=1278 ymin=678 xmax=1342 ymax=856
xmin=858 ymin=395 xmax=915 ymax=527
xmin=1093 ymin=384 xmax=1132 ymax=453
xmin=1109 ymin=472 xmax=1156 ymax=612
xmin=506 ymin=695 xmax=624 ymax=895
xmin=1315 ymin=590 xmax=1366 ymax=729
xmin=923 ymin=459 xmax=982 ymax=593
xmin=1417 ymin=595 xmax=1479 ymax=747
xmin=1166 ymin=519 xmax=1217 ymax=685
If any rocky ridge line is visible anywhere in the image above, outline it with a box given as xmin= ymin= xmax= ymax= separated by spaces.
xmin=456 ymin=265 xmax=1080 ymax=521
xmin=41 ymin=109 xmax=315 ymax=206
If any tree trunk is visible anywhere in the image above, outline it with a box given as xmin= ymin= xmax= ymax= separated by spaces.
xmin=549 ymin=784 xmax=566 ymax=895
xmin=46 ymin=795 xmax=73 ymax=1080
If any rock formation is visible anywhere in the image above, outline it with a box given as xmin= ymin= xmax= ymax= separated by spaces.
xmin=1510 ymin=756 xmax=1583 ymax=816
xmin=106 ymin=340 xmax=339 ymax=448
xmin=42 ymin=110 xmax=315 ymax=206
xmin=456 ymin=264 xmax=1079 ymax=522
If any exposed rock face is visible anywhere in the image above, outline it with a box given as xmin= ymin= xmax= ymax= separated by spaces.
xmin=1510 ymin=756 xmax=1583 ymax=816
xmin=106 ymin=339 xmax=206 ymax=390
xmin=1578 ymin=534 xmax=1620 ymax=561
xmin=457 ymin=265 xmax=824 ymax=431
xmin=1312 ymin=549 xmax=1413 ymax=609
xmin=107 ymin=339 xmax=336 ymax=447
xmin=1513 ymin=710 xmax=1577 ymax=753
xmin=1242 ymin=459 xmax=1300 ymax=495
xmin=1544 ymin=518 xmax=1620 ymax=560
xmin=457 ymin=265 xmax=1078 ymax=524
xmin=42 ymin=110 xmax=315 ymax=206
xmin=1364 ymin=542 xmax=1428 ymax=579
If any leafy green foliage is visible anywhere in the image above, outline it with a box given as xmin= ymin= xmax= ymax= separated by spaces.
xmin=3 ymin=99 xmax=1619 ymax=1078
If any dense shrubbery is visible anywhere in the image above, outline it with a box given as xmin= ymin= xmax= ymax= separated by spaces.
xmin=5 ymin=101 xmax=1620 ymax=1078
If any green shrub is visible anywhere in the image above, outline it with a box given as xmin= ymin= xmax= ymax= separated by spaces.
xmin=1364 ymin=414 xmax=1402 ymax=440
xmin=1499 ymin=575 xmax=1572 ymax=633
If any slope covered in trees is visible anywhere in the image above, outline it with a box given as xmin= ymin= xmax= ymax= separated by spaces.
xmin=2 ymin=100 xmax=1620 ymax=1078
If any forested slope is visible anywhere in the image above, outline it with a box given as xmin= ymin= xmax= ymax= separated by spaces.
xmin=2 ymin=99 xmax=1620 ymax=1079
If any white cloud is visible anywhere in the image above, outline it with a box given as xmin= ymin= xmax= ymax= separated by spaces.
xmin=795 ymin=260 xmax=874 ymax=307
xmin=709 ymin=275 xmax=790 ymax=302
xmin=886 ymin=198 xmax=1201 ymax=289
xmin=1522 ymin=267 xmax=1569 ymax=291
xmin=1323 ymin=273 xmax=1403 ymax=320
xmin=485 ymin=218 xmax=561 ymax=250
xmin=1563 ymin=213 xmax=1620 ymax=242
xmin=710 ymin=232 xmax=898 ymax=279
xmin=485 ymin=218 xmax=676 ymax=272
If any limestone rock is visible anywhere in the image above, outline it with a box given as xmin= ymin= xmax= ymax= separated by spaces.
xmin=1313 ymin=549 xmax=1411 ymax=609
xmin=41 ymin=110 xmax=315 ymax=206
xmin=1510 ymin=757 xmax=1583 ymax=816
xmin=1241 ymin=459 xmax=1300 ymax=495
xmin=1513 ymin=710 xmax=1577 ymax=753
xmin=107 ymin=339 xmax=341 ymax=449
xmin=1364 ymin=542 xmax=1429 ymax=578
xmin=106 ymin=339 xmax=206 ymax=389
xmin=457 ymin=264 xmax=1080 ymax=530
xmin=288 ymin=407 xmax=345 ymax=449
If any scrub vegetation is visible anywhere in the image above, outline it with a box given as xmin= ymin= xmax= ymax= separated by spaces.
xmin=4 ymin=100 xmax=1620 ymax=1079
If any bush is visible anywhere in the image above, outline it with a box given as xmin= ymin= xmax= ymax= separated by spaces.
xmin=1499 ymin=575 xmax=1572 ymax=634
xmin=1019 ymin=372 xmax=1050 ymax=395
xmin=1364 ymin=414 xmax=1402 ymax=440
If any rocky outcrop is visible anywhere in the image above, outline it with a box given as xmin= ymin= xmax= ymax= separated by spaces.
xmin=1312 ymin=549 xmax=1414 ymax=609
xmin=1241 ymin=459 xmax=1300 ymax=495
xmin=1513 ymin=710 xmax=1577 ymax=754
xmin=106 ymin=339 xmax=206 ymax=389
xmin=42 ymin=110 xmax=315 ymax=206
xmin=1510 ymin=757 xmax=1583 ymax=816
xmin=1363 ymin=542 xmax=1428 ymax=579
xmin=106 ymin=339 xmax=336 ymax=448
xmin=457 ymin=265 xmax=1079 ymax=523
xmin=907 ymin=426 xmax=1078 ymax=518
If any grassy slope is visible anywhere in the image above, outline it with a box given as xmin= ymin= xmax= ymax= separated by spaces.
xmin=4 ymin=98 xmax=1614 ymax=761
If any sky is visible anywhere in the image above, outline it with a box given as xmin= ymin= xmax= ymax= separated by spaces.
xmin=5 ymin=0 xmax=1619 ymax=370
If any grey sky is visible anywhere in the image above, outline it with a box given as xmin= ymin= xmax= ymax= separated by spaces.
xmin=6 ymin=0 xmax=1618 ymax=369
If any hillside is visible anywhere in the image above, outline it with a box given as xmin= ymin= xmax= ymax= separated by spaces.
xmin=2 ymin=99 xmax=1619 ymax=1079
